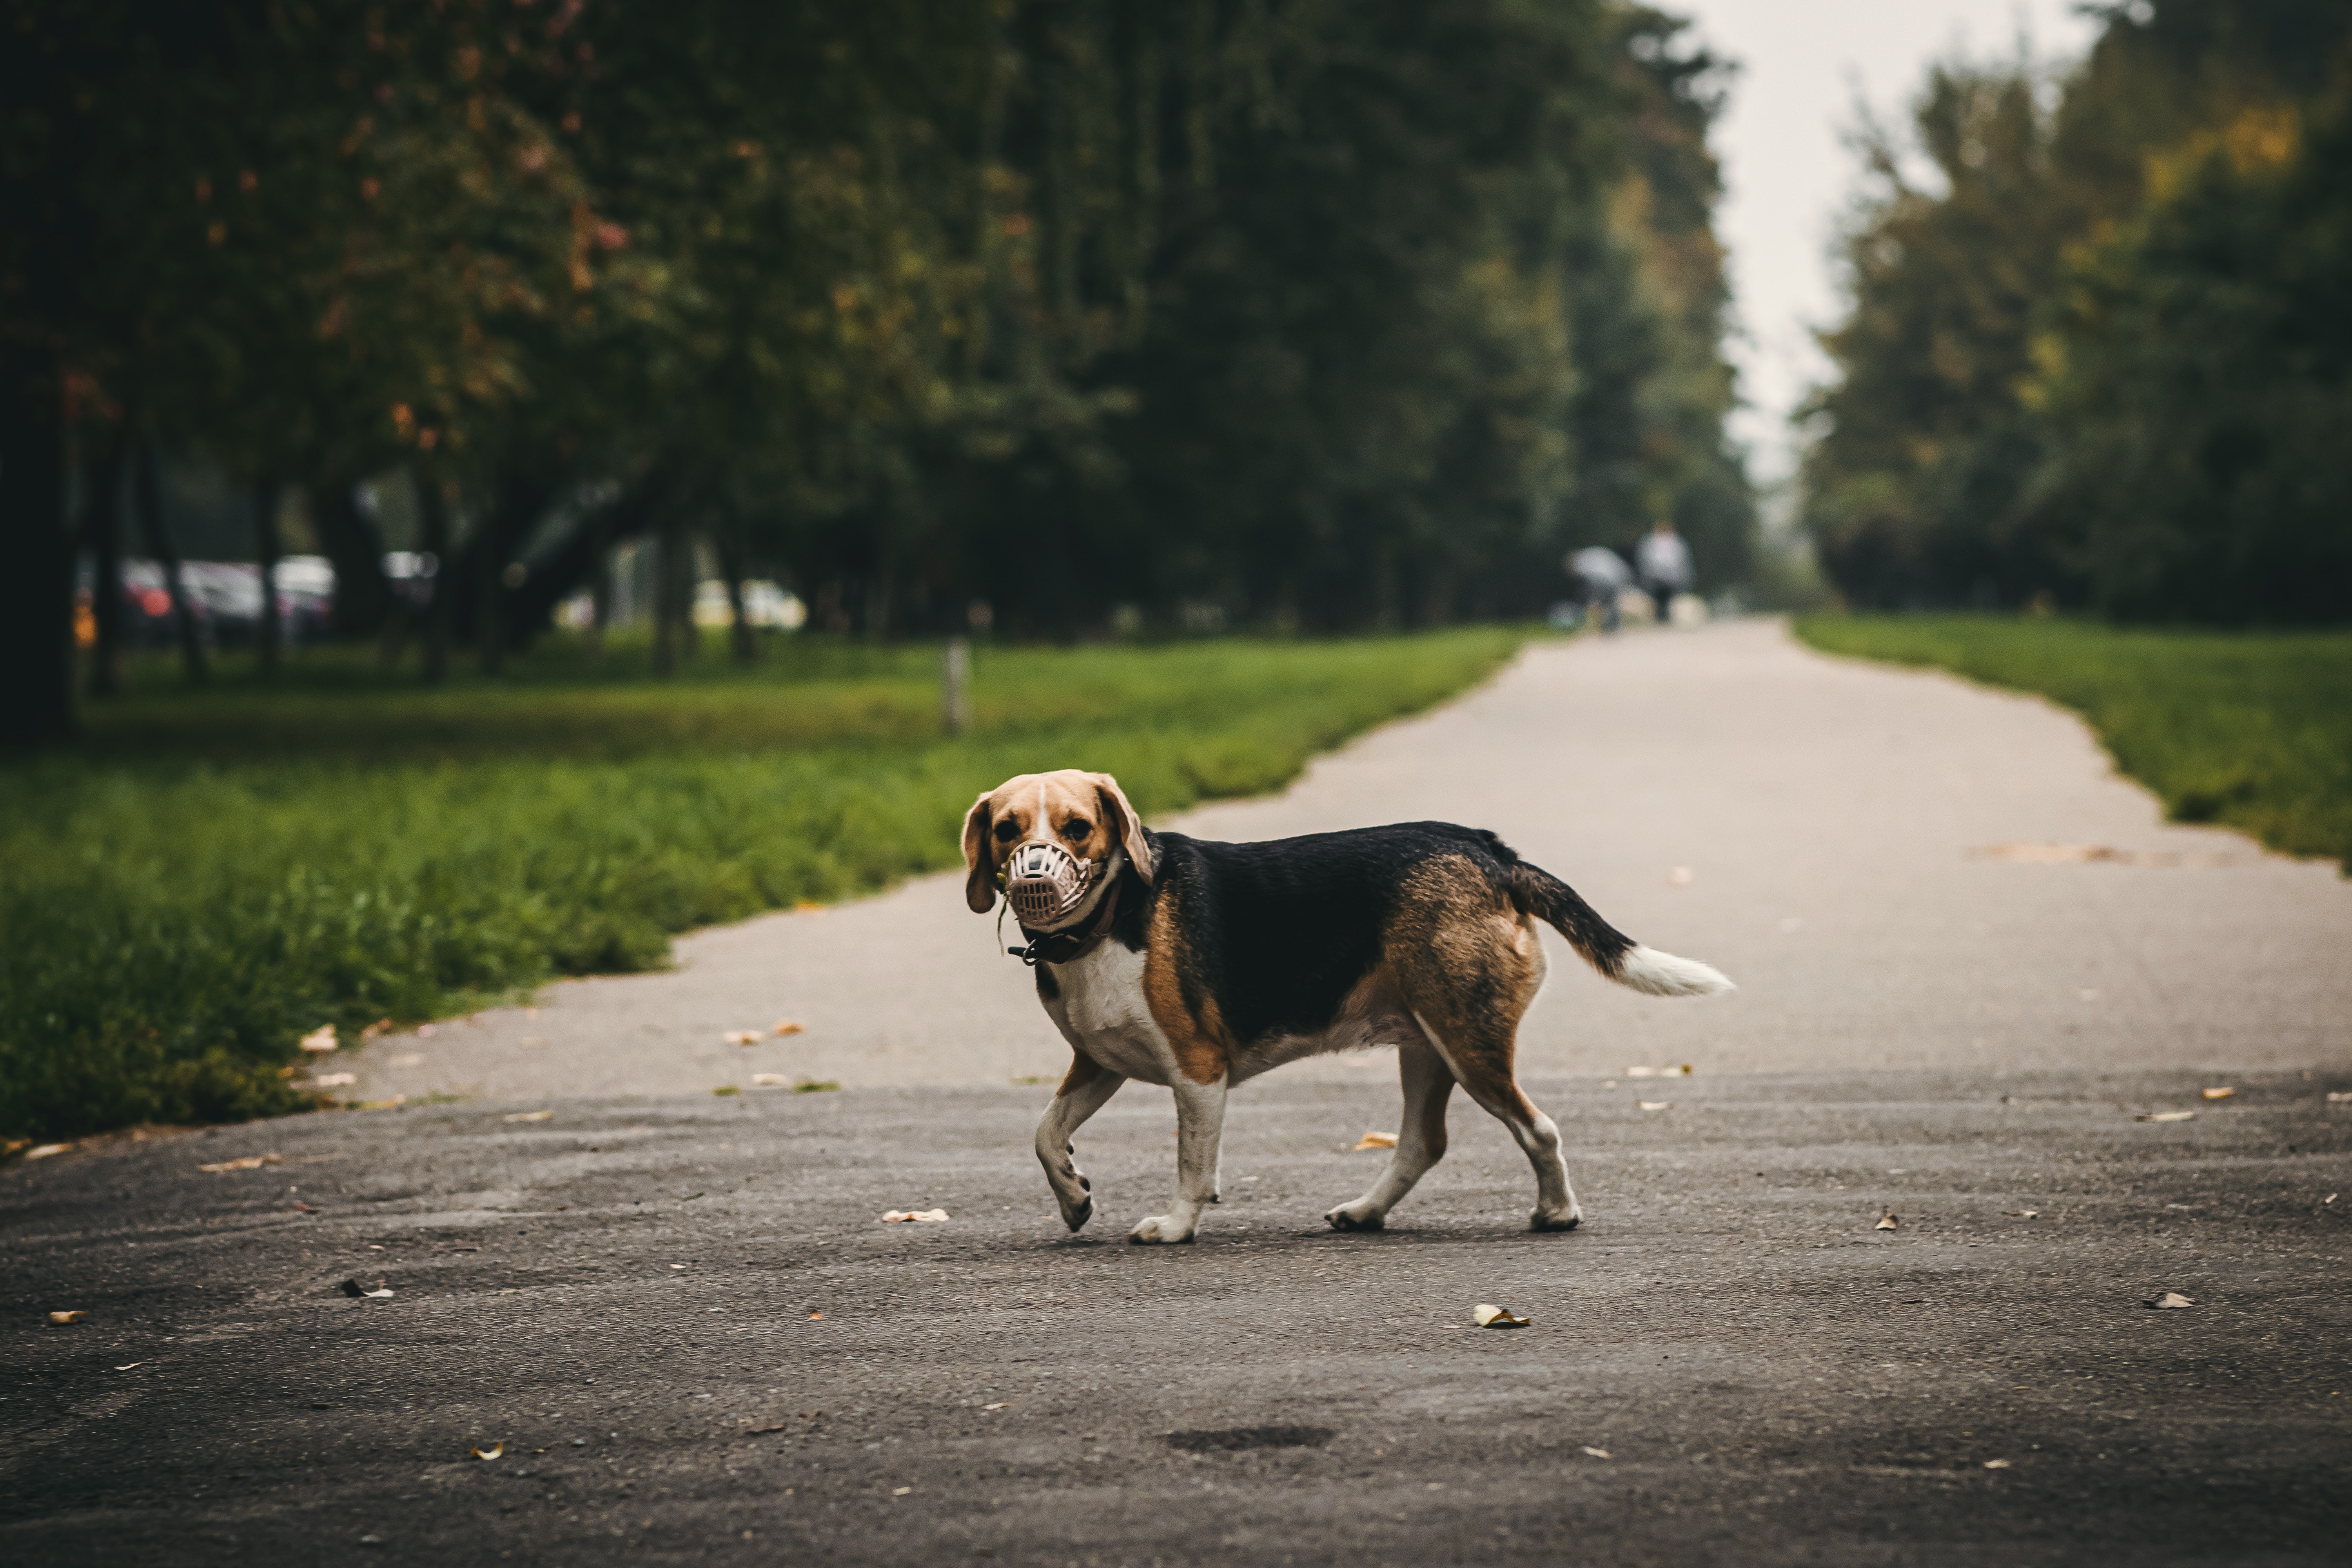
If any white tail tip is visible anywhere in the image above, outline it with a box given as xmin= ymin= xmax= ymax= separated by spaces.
xmin=1617 ymin=944 xmax=1735 ymax=997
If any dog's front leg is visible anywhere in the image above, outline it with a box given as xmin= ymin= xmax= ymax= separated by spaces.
xmin=1035 ymin=1058 xmax=1123 ymax=1232
xmin=1131 ymin=1075 xmax=1227 ymax=1245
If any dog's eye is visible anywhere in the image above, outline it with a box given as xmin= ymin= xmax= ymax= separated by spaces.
xmin=1061 ymin=819 xmax=1091 ymax=840
xmin=993 ymin=820 xmax=1021 ymax=842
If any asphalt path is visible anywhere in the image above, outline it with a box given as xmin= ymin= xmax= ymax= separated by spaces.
xmin=7 ymin=621 xmax=2350 ymax=1566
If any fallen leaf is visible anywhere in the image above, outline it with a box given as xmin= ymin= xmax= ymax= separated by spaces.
xmin=113 ymin=1362 xmax=142 ymax=1371
xmin=881 ymin=1209 xmax=950 ymax=1223
xmin=724 ymin=1030 xmax=762 ymax=1045
xmin=669 ymin=1263 xmax=689 ymax=1270
xmin=471 ymin=1442 xmax=505 ymax=1461
xmin=24 ymin=1143 xmax=70 ymax=1161
xmin=299 ymin=1025 xmax=338 ymax=1053
xmin=503 ymin=1109 xmax=554 ymax=1123
xmin=48 ymin=1310 xmax=85 ymax=1325
xmin=772 ymin=1019 xmax=806 ymax=1036
xmin=1983 ymin=1458 xmax=2012 ymax=1469
xmin=197 ymin=1152 xmax=283 ymax=1172
xmin=808 ymin=1311 xmax=823 ymax=1320
xmin=2145 ymin=1292 xmax=2194 ymax=1309
xmin=2200 ymin=1087 xmax=2234 ymax=1100
xmin=1472 ymin=1303 xmax=1530 ymax=1328
xmin=1353 ymin=1131 xmax=1398 ymax=1150
xmin=713 ymin=1086 xmax=741 ymax=1097
xmin=1636 ymin=1100 xmax=1671 ymax=1111
xmin=2325 ymin=1092 xmax=2351 ymax=1104
xmin=2005 ymin=1209 xmax=2041 ymax=1218
xmin=1875 ymin=1211 xmax=1900 ymax=1231
xmin=983 ymin=1402 xmax=1009 ymax=1411
xmin=753 ymin=1073 xmax=787 ymax=1087
xmin=1581 ymin=1446 xmax=1611 ymax=1459
xmin=891 ymin=1486 xmax=913 ymax=1496
xmin=310 ymin=1072 xmax=357 ymax=1088
xmin=793 ymin=1078 xmax=840 ymax=1094
xmin=2136 ymin=1111 xmax=2196 ymax=1123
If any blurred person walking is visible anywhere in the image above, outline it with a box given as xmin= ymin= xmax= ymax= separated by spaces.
xmin=1636 ymin=519 xmax=1694 ymax=621
xmin=1568 ymin=546 xmax=1633 ymax=633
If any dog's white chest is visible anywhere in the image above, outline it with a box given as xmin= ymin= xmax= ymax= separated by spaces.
xmin=1043 ymin=942 xmax=1174 ymax=1086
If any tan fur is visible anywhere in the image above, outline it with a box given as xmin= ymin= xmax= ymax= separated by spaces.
xmin=1143 ymin=883 xmax=1231 ymax=1085
xmin=1382 ymin=856 xmax=1547 ymax=1122
xmin=1055 ymin=1049 xmax=1104 ymax=1099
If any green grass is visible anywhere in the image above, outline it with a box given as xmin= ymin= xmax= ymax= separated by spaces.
xmin=0 ymin=630 xmax=1517 ymax=1141
xmin=1795 ymin=615 xmax=2352 ymax=870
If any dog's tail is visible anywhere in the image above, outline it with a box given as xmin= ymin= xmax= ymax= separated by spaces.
xmin=1501 ymin=857 xmax=1735 ymax=998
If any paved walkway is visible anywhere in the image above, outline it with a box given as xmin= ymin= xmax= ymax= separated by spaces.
xmin=10 ymin=619 xmax=2350 ymax=1566
xmin=348 ymin=618 xmax=2352 ymax=1106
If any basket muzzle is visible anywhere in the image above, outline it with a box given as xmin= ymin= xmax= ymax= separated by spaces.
xmin=1002 ymin=840 xmax=1101 ymax=927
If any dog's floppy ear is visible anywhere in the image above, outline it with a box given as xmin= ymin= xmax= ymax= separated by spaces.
xmin=961 ymin=790 xmax=998 ymax=913
xmin=1090 ymin=773 xmax=1154 ymax=884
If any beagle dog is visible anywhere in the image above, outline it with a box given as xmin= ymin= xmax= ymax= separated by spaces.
xmin=962 ymin=769 xmax=1733 ymax=1243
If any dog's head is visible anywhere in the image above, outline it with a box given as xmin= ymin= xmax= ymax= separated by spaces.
xmin=961 ymin=770 xmax=1153 ymax=920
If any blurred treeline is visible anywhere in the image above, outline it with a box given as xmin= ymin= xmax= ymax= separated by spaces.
xmin=0 ymin=0 xmax=1751 ymax=744
xmin=1802 ymin=0 xmax=2352 ymax=623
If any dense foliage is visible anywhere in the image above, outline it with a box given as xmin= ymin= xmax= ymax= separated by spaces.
xmin=1797 ymin=616 xmax=2352 ymax=869
xmin=1800 ymin=0 xmax=2352 ymax=622
xmin=1 ymin=0 xmax=1749 ymax=743
xmin=0 ymin=629 xmax=1515 ymax=1139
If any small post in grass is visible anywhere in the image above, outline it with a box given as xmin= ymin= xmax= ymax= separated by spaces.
xmin=943 ymin=636 xmax=973 ymax=737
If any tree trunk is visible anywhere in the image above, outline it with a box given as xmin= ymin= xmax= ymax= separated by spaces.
xmin=0 ymin=341 xmax=74 ymax=745
xmin=652 ymin=512 xmax=684 ymax=677
xmin=135 ymin=441 xmax=208 ymax=685
xmin=417 ymin=466 xmax=451 ymax=685
xmin=476 ymin=519 xmax=504 ymax=677
xmin=310 ymin=474 xmax=394 ymax=639
xmin=715 ymin=516 xmax=757 ymax=664
xmin=585 ymin=505 xmax=610 ymax=664
xmin=84 ymin=424 xmax=127 ymax=699
xmin=253 ymin=474 xmax=282 ymax=675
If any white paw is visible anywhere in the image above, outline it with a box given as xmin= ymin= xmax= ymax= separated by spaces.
xmin=1530 ymin=1204 xmax=1583 ymax=1232
xmin=1129 ymin=1214 xmax=1196 ymax=1245
xmin=1324 ymin=1201 xmax=1385 ymax=1232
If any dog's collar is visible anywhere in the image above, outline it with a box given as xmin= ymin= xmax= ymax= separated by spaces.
xmin=1009 ymin=876 xmax=1123 ymax=967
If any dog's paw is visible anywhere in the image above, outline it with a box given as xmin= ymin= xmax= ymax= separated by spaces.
xmin=1060 ymin=1195 xmax=1094 ymax=1232
xmin=1529 ymin=1206 xmax=1582 ymax=1232
xmin=1324 ymin=1203 xmax=1385 ymax=1232
xmin=1128 ymin=1214 xmax=1196 ymax=1245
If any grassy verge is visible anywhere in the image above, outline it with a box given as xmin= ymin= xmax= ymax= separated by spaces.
xmin=1794 ymin=615 xmax=2352 ymax=870
xmin=0 ymin=631 xmax=1516 ymax=1141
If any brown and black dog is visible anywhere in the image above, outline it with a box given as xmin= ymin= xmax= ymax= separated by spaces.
xmin=963 ymin=769 xmax=1732 ymax=1243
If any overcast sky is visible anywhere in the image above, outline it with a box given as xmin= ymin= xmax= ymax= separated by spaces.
xmin=1668 ymin=0 xmax=2100 ymax=485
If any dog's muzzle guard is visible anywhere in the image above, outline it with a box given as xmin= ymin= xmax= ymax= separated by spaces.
xmin=1001 ymin=841 xmax=1101 ymax=927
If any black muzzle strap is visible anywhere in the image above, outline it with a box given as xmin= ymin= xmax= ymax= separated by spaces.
xmin=1007 ymin=877 xmax=1123 ymax=967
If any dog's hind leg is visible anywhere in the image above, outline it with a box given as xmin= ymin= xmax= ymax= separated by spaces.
xmin=1415 ymin=1007 xmax=1580 ymax=1231
xmin=1035 ymin=1052 xmax=1123 ymax=1232
xmin=1387 ymin=878 xmax=1580 ymax=1232
xmin=1325 ymin=1036 xmax=1454 ymax=1232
